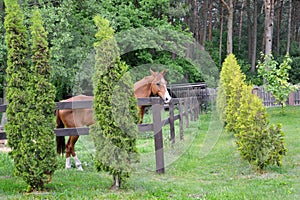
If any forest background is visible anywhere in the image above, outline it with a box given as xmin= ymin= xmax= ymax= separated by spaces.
xmin=0 ymin=0 xmax=299 ymax=100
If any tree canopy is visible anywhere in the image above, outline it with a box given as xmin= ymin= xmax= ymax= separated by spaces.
xmin=0 ymin=0 xmax=300 ymax=98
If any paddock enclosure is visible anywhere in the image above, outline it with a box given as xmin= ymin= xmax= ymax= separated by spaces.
xmin=0 ymin=83 xmax=208 ymax=173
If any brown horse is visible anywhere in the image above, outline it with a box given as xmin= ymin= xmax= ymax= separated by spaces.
xmin=56 ymin=95 xmax=94 ymax=170
xmin=56 ymin=69 xmax=171 ymax=170
xmin=134 ymin=69 xmax=171 ymax=122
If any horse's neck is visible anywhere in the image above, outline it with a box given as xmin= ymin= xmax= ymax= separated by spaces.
xmin=134 ymin=76 xmax=152 ymax=98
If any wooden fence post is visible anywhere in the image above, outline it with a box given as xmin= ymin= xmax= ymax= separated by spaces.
xmin=152 ymin=101 xmax=165 ymax=174
xmin=184 ymin=98 xmax=189 ymax=128
xmin=169 ymin=100 xmax=175 ymax=144
xmin=179 ymin=99 xmax=184 ymax=140
xmin=288 ymin=92 xmax=295 ymax=106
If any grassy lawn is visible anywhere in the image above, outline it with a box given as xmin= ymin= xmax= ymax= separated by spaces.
xmin=0 ymin=106 xmax=299 ymax=199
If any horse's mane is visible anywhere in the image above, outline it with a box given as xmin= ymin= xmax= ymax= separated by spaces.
xmin=134 ymin=75 xmax=153 ymax=91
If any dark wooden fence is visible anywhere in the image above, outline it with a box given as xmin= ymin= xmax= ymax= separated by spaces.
xmin=168 ymin=82 xmax=209 ymax=109
xmin=136 ymin=97 xmax=199 ymax=173
xmin=0 ymin=96 xmax=200 ymax=173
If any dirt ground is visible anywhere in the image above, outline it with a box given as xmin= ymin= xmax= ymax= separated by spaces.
xmin=0 ymin=139 xmax=11 ymax=152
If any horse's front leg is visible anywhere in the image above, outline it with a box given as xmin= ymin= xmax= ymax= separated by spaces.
xmin=73 ymin=155 xmax=83 ymax=171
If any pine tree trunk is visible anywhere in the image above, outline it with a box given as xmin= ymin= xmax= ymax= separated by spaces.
xmin=200 ymin=0 xmax=208 ymax=46
xmin=221 ymin=0 xmax=234 ymax=54
xmin=227 ymin=1 xmax=234 ymax=54
xmin=219 ymin=2 xmax=224 ymax=67
xmin=238 ymin=0 xmax=245 ymax=51
xmin=208 ymin=0 xmax=213 ymax=41
xmin=247 ymin=0 xmax=252 ymax=62
xmin=276 ymin=0 xmax=283 ymax=55
xmin=286 ymin=0 xmax=292 ymax=54
xmin=251 ymin=0 xmax=257 ymax=72
xmin=193 ymin=0 xmax=200 ymax=42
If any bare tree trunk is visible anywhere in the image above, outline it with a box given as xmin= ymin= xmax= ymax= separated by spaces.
xmin=208 ymin=0 xmax=213 ymax=41
xmin=247 ymin=0 xmax=252 ymax=62
xmin=193 ymin=0 xmax=200 ymax=42
xmin=221 ymin=0 xmax=234 ymax=54
xmin=186 ymin=0 xmax=201 ymax=43
xmin=276 ymin=0 xmax=283 ymax=55
xmin=219 ymin=2 xmax=224 ymax=67
xmin=251 ymin=0 xmax=257 ymax=72
xmin=238 ymin=0 xmax=245 ymax=51
xmin=200 ymin=0 xmax=208 ymax=46
xmin=286 ymin=0 xmax=292 ymax=54
xmin=264 ymin=0 xmax=275 ymax=55
xmin=291 ymin=0 xmax=300 ymax=43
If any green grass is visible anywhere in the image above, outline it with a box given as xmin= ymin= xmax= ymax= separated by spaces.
xmin=0 ymin=106 xmax=299 ymax=199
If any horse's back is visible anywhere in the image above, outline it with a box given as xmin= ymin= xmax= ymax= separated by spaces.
xmin=58 ymin=95 xmax=95 ymax=128
xmin=61 ymin=95 xmax=94 ymax=102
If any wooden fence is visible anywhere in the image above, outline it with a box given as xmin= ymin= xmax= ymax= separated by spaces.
xmin=252 ymin=86 xmax=300 ymax=107
xmin=189 ymin=85 xmax=300 ymax=108
xmin=0 ymin=96 xmax=199 ymax=173
xmin=168 ymin=82 xmax=209 ymax=109
xmin=136 ymin=97 xmax=199 ymax=173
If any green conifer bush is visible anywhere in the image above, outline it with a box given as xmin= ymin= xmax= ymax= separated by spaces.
xmin=216 ymin=54 xmax=246 ymax=133
xmin=235 ymin=85 xmax=286 ymax=170
xmin=5 ymin=1 xmax=57 ymax=191
xmin=91 ymin=16 xmax=139 ymax=190
xmin=4 ymin=0 xmax=30 ymax=172
xmin=217 ymin=54 xmax=287 ymax=171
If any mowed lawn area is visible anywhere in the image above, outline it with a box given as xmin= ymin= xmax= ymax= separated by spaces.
xmin=0 ymin=106 xmax=299 ymax=199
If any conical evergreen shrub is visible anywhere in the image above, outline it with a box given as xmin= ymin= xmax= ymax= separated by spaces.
xmin=4 ymin=1 xmax=57 ymax=191
xmin=217 ymin=54 xmax=287 ymax=171
xmin=216 ymin=54 xmax=245 ymax=133
xmin=91 ymin=16 xmax=139 ymax=189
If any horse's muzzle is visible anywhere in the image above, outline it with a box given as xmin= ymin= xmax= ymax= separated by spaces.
xmin=163 ymin=92 xmax=172 ymax=104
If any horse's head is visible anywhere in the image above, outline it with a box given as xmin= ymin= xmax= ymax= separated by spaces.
xmin=150 ymin=69 xmax=172 ymax=104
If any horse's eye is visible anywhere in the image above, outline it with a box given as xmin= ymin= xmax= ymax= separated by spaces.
xmin=156 ymin=82 xmax=160 ymax=86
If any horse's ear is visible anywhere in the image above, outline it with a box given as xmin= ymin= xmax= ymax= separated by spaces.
xmin=150 ymin=68 xmax=155 ymax=76
xmin=160 ymin=69 xmax=166 ymax=76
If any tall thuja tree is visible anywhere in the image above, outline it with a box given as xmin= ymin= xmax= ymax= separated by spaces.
xmin=0 ymin=0 xmax=6 ymax=95
xmin=5 ymin=1 xmax=57 ymax=191
xmin=91 ymin=16 xmax=139 ymax=190
xmin=216 ymin=54 xmax=246 ymax=133
xmin=4 ymin=0 xmax=30 ymax=163
xmin=17 ymin=8 xmax=57 ymax=191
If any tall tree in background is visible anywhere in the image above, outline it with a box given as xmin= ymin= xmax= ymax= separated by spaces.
xmin=2 ymin=0 xmax=300 ymax=96
xmin=221 ymin=0 xmax=234 ymax=54
xmin=200 ymin=0 xmax=208 ymax=46
xmin=286 ymin=0 xmax=292 ymax=54
xmin=219 ymin=1 xmax=224 ymax=67
xmin=238 ymin=0 xmax=245 ymax=51
xmin=264 ymin=0 xmax=275 ymax=55
xmin=275 ymin=0 xmax=283 ymax=55
xmin=251 ymin=0 xmax=258 ymax=72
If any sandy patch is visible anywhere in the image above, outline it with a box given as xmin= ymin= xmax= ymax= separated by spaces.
xmin=0 ymin=139 xmax=11 ymax=152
